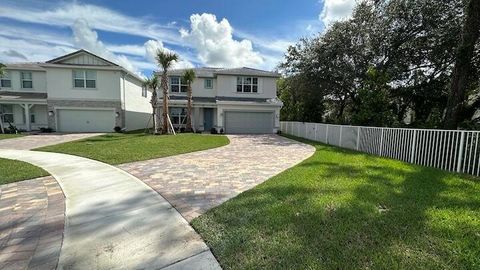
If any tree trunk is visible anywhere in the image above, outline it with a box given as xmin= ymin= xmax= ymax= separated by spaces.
xmin=444 ymin=0 xmax=480 ymax=129
xmin=161 ymin=71 xmax=169 ymax=134
xmin=186 ymin=83 xmax=193 ymax=132
xmin=150 ymin=89 xmax=157 ymax=134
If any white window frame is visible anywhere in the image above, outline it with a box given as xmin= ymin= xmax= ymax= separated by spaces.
xmin=204 ymin=78 xmax=213 ymax=89
xmin=142 ymin=86 xmax=148 ymax=97
xmin=0 ymin=104 xmax=14 ymax=123
xmin=73 ymin=70 xmax=97 ymax=89
xmin=170 ymin=76 xmax=188 ymax=93
xmin=21 ymin=71 xmax=33 ymax=89
xmin=0 ymin=71 xmax=12 ymax=89
xmin=169 ymin=107 xmax=187 ymax=129
xmin=236 ymin=76 xmax=258 ymax=93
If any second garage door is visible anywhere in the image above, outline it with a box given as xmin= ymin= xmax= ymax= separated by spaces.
xmin=57 ymin=109 xmax=115 ymax=132
xmin=224 ymin=111 xmax=274 ymax=134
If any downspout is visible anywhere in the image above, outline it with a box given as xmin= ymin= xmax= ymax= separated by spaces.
xmin=121 ymin=72 xmax=126 ymax=129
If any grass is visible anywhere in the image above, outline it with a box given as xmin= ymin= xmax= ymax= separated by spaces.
xmin=192 ymin=135 xmax=480 ymax=270
xmin=0 ymin=158 xmax=49 ymax=185
xmin=0 ymin=134 xmax=24 ymax=140
xmin=35 ymin=133 xmax=229 ymax=165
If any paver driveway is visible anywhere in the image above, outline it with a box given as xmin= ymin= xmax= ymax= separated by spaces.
xmin=119 ymin=135 xmax=315 ymax=221
xmin=0 ymin=133 xmax=102 ymax=150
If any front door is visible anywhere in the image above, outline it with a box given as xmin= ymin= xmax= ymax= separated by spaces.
xmin=204 ymin=108 xmax=213 ymax=131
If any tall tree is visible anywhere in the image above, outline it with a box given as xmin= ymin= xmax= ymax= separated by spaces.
xmin=155 ymin=50 xmax=178 ymax=134
xmin=182 ymin=69 xmax=196 ymax=132
xmin=143 ymin=74 xmax=159 ymax=134
xmin=444 ymin=0 xmax=480 ymax=129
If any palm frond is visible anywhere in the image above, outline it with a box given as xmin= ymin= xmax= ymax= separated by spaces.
xmin=182 ymin=69 xmax=196 ymax=83
xmin=155 ymin=49 xmax=179 ymax=71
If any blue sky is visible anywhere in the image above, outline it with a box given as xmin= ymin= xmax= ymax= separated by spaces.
xmin=0 ymin=0 xmax=356 ymax=76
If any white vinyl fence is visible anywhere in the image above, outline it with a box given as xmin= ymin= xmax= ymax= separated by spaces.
xmin=280 ymin=121 xmax=480 ymax=177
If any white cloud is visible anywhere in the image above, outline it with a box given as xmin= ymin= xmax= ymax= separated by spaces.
xmin=71 ymin=19 xmax=139 ymax=74
xmin=180 ymin=13 xmax=263 ymax=68
xmin=320 ymin=0 xmax=357 ymax=27
xmin=0 ymin=1 xmax=180 ymax=46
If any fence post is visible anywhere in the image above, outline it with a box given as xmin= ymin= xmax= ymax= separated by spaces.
xmin=356 ymin=126 xmax=360 ymax=150
xmin=410 ymin=130 xmax=417 ymax=163
xmin=379 ymin=128 xmax=384 ymax=156
xmin=326 ymin=124 xmax=329 ymax=144
xmin=339 ymin=126 xmax=343 ymax=147
xmin=314 ymin=124 xmax=317 ymax=141
xmin=457 ymin=131 xmax=466 ymax=173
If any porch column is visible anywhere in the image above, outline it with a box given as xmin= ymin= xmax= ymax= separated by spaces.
xmin=20 ymin=103 xmax=33 ymax=131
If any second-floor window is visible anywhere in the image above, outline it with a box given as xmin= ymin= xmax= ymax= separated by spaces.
xmin=142 ymin=86 xmax=148 ymax=97
xmin=204 ymin=78 xmax=213 ymax=89
xmin=0 ymin=72 xmax=11 ymax=88
xmin=21 ymin=72 xmax=33 ymax=89
xmin=73 ymin=70 xmax=96 ymax=89
xmin=236 ymin=77 xmax=258 ymax=93
xmin=170 ymin=76 xmax=187 ymax=93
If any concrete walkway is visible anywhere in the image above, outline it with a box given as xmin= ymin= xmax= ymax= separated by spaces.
xmin=0 ymin=133 xmax=102 ymax=150
xmin=0 ymin=150 xmax=220 ymax=270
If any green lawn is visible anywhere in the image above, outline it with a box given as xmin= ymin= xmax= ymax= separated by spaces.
xmin=0 ymin=134 xmax=24 ymax=140
xmin=0 ymin=158 xmax=49 ymax=185
xmin=35 ymin=133 xmax=229 ymax=165
xmin=192 ymin=135 xmax=480 ymax=270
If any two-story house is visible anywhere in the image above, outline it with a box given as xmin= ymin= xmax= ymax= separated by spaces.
xmin=0 ymin=50 xmax=151 ymax=132
xmin=159 ymin=67 xmax=283 ymax=134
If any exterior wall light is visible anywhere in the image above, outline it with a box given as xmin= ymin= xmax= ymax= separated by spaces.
xmin=115 ymin=112 xmax=120 ymax=118
xmin=48 ymin=111 xmax=54 ymax=116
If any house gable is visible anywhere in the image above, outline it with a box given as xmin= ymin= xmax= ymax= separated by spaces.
xmin=46 ymin=49 xmax=119 ymax=67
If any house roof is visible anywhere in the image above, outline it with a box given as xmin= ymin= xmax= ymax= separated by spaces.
xmin=166 ymin=67 xmax=280 ymax=78
xmin=0 ymin=91 xmax=47 ymax=100
xmin=3 ymin=49 xmax=145 ymax=83
xmin=46 ymin=49 xmax=120 ymax=66
xmin=166 ymin=95 xmax=279 ymax=104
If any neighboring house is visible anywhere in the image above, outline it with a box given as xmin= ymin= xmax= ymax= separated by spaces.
xmin=159 ymin=67 xmax=283 ymax=134
xmin=0 ymin=49 xmax=151 ymax=132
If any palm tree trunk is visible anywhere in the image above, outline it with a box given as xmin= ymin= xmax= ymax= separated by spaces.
xmin=150 ymin=90 xmax=157 ymax=134
xmin=186 ymin=83 xmax=193 ymax=132
xmin=161 ymin=71 xmax=169 ymax=134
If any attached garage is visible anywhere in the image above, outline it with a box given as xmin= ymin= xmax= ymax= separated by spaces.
xmin=224 ymin=111 xmax=274 ymax=134
xmin=57 ymin=109 xmax=115 ymax=132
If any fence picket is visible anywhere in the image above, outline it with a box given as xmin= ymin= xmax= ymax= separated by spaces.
xmin=280 ymin=121 xmax=480 ymax=177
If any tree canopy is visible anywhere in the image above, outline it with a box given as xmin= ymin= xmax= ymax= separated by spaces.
xmin=279 ymin=0 xmax=479 ymax=129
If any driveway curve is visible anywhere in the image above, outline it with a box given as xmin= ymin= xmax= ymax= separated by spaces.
xmin=0 ymin=150 xmax=220 ymax=270
xmin=119 ymin=135 xmax=315 ymax=221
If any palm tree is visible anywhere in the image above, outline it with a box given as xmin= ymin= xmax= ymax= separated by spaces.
xmin=182 ymin=69 xmax=196 ymax=132
xmin=155 ymin=49 xmax=178 ymax=134
xmin=143 ymin=73 xmax=159 ymax=134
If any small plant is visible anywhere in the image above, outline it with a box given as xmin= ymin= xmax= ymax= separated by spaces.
xmin=114 ymin=126 xmax=122 ymax=133
xmin=210 ymin=128 xmax=218 ymax=134
xmin=219 ymin=128 xmax=224 ymax=134
xmin=40 ymin=127 xmax=53 ymax=133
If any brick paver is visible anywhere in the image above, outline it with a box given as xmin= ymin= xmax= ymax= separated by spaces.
xmin=118 ymin=135 xmax=315 ymax=221
xmin=0 ymin=176 xmax=65 ymax=270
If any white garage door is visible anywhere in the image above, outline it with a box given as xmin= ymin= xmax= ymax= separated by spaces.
xmin=224 ymin=111 xmax=274 ymax=134
xmin=57 ymin=109 xmax=115 ymax=132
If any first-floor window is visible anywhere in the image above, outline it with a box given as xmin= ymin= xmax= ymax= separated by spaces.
xmin=169 ymin=107 xmax=187 ymax=127
xmin=236 ymin=76 xmax=258 ymax=93
xmin=0 ymin=105 xmax=14 ymax=123
xmin=73 ymin=70 xmax=96 ymax=88
xmin=0 ymin=71 xmax=12 ymax=88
